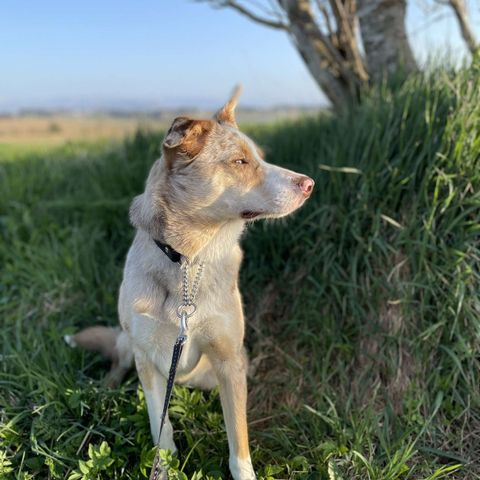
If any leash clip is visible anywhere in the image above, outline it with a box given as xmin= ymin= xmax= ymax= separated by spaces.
xmin=178 ymin=311 xmax=189 ymax=340
xmin=176 ymin=303 xmax=197 ymax=319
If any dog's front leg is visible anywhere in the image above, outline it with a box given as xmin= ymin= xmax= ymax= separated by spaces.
xmin=209 ymin=346 xmax=256 ymax=480
xmin=134 ymin=349 xmax=177 ymax=453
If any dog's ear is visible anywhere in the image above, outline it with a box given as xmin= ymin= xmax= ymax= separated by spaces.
xmin=163 ymin=117 xmax=213 ymax=164
xmin=215 ymin=84 xmax=242 ymax=128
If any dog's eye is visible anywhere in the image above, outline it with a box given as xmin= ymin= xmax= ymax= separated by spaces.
xmin=234 ymin=158 xmax=248 ymax=165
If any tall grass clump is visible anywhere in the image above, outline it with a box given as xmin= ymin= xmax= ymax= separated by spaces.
xmin=1 ymin=66 xmax=479 ymax=479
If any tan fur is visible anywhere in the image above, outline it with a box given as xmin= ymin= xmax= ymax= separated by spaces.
xmin=228 ymin=142 xmax=265 ymax=187
xmin=135 ymin=352 xmax=155 ymax=390
xmin=163 ymin=117 xmax=214 ymax=166
xmin=215 ymin=353 xmax=251 ymax=461
xmin=177 ymin=354 xmax=217 ymax=390
xmin=69 ymin=326 xmax=119 ymax=361
xmin=67 ymin=87 xmax=314 ymax=480
xmin=215 ymin=84 xmax=242 ymax=127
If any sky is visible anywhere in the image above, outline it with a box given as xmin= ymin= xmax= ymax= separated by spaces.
xmin=0 ymin=0 xmax=479 ymax=111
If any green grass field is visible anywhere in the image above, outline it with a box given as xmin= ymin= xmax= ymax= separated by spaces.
xmin=1 ymin=66 xmax=479 ymax=480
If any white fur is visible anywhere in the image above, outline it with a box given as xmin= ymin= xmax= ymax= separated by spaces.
xmin=64 ymin=334 xmax=76 ymax=347
xmin=230 ymin=456 xmax=256 ymax=480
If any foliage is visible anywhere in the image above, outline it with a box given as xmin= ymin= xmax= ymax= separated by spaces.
xmin=68 ymin=442 xmax=114 ymax=480
xmin=0 ymin=66 xmax=479 ymax=479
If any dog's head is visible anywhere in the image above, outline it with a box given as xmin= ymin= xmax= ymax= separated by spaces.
xmin=130 ymin=87 xmax=314 ymax=251
xmin=158 ymin=86 xmax=314 ymax=223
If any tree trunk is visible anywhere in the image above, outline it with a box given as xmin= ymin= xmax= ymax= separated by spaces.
xmin=357 ymin=0 xmax=417 ymax=83
xmin=279 ymin=0 xmax=366 ymax=108
xmin=206 ymin=0 xmax=417 ymax=107
xmin=287 ymin=19 xmax=350 ymax=107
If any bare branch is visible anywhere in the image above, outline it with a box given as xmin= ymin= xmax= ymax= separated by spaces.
xmin=329 ymin=0 xmax=369 ymax=81
xmin=444 ymin=0 xmax=478 ymax=53
xmin=206 ymin=0 xmax=289 ymax=30
xmin=410 ymin=12 xmax=451 ymax=36
xmin=279 ymin=0 xmax=367 ymax=103
xmin=242 ymin=0 xmax=285 ymax=20
xmin=314 ymin=0 xmax=336 ymax=39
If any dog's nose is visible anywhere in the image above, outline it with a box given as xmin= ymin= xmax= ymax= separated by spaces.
xmin=298 ymin=176 xmax=315 ymax=196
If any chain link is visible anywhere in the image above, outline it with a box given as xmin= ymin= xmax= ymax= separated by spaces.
xmin=180 ymin=260 xmax=204 ymax=308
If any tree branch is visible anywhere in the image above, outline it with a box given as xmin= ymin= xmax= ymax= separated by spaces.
xmin=314 ymin=0 xmax=336 ymax=39
xmin=329 ymin=0 xmax=368 ymax=81
xmin=211 ymin=0 xmax=289 ymax=30
xmin=444 ymin=0 xmax=478 ymax=54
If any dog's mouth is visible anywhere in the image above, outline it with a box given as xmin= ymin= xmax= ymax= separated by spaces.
xmin=241 ymin=210 xmax=261 ymax=220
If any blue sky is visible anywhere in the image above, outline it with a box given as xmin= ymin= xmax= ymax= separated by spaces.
xmin=0 ymin=0 xmax=479 ymax=111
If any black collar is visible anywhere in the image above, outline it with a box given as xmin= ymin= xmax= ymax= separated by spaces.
xmin=153 ymin=239 xmax=182 ymax=263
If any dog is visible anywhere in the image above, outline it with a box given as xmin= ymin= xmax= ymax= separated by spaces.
xmin=65 ymin=87 xmax=314 ymax=480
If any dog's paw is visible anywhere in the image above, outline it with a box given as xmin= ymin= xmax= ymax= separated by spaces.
xmin=103 ymin=375 xmax=120 ymax=389
xmin=229 ymin=457 xmax=256 ymax=480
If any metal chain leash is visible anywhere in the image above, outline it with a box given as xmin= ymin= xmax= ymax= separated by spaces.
xmin=149 ymin=260 xmax=205 ymax=480
xmin=181 ymin=260 xmax=204 ymax=308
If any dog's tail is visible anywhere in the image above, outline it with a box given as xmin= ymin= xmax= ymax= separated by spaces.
xmin=65 ymin=326 xmax=134 ymax=387
xmin=64 ymin=326 xmax=120 ymax=359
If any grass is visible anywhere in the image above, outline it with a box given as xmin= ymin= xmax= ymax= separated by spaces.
xmin=1 ymin=65 xmax=479 ymax=479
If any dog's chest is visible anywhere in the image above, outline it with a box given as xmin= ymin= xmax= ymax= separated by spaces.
xmin=130 ymin=260 xmax=242 ymax=377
